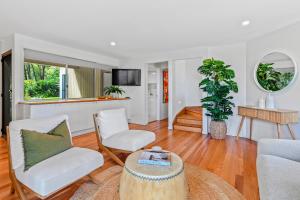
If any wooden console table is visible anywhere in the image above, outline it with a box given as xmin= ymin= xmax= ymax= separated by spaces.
xmin=236 ymin=106 xmax=298 ymax=140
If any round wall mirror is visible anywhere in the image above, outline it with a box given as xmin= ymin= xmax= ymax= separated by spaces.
xmin=254 ymin=52 xmax=297 ymax=92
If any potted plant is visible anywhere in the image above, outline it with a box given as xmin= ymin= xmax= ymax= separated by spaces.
xmin=103 ymin=85 xmax=125 ymax=98
xmin=198 ymin=58 xmax=238 ymax=139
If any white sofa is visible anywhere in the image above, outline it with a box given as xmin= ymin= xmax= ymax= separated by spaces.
xmin=9 ymin=115 xmax=104 ymax=198
xmin=257 ymin=139 xmax=300 ymax=200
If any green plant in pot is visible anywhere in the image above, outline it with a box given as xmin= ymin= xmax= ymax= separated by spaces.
xmin=198 ymin=58 xmax=238 ymax=139
xmin=103 ymin=85 xmax=125 ymax=98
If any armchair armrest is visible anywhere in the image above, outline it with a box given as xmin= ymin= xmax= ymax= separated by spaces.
xmin=258 ymin=139 xmax=300 ymax=162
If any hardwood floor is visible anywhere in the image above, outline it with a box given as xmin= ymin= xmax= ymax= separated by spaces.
xmin=0 ymin=120 xmax=259 ymax=200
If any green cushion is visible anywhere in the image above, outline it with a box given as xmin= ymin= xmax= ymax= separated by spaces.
xmin=21 ymin=120 xmax=72 ymax=171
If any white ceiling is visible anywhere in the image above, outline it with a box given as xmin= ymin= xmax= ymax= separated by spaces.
xmin=1 ymin=0 xmax=300 ymax=59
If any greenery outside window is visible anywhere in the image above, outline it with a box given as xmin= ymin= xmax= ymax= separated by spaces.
xmin=24 ymin=60 xmax=111 ymax=101
xmin=24 ymin=62 xmax=64 ymax=101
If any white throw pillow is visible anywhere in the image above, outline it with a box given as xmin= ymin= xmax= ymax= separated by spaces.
xmin=97 ymin=108 xmax=129 ymax=139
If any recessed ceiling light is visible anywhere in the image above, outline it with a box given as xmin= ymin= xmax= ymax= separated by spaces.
xmin=110 ymin=41 xmax=116 ymax=46
xmin=241 ymin=20 xmax=250 ymax=27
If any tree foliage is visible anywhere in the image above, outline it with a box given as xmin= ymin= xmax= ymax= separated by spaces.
xmin=256 ymin=62 xmax=294 ymax=91
xmin=198 ymin=58 xmax=238 ymax=121
xmin=24 ymin=63 xmax=60 ymax=100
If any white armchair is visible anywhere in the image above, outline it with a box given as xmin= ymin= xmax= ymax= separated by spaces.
xmin=8 ymin=115 xmax=104 ymax=200
xmin=93 ymin=108 xmax=156 ymax=166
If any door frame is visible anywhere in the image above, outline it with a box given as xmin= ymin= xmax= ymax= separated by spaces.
xmin=1 ymin=50 xmax=12 ymax=137
xmin=146 ymin=61 xmax=169 ymax=124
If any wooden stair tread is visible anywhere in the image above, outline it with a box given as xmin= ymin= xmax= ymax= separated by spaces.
xmin=177 ymin=119 xmax=202 ymax=126
xmin=185 ymin=106 xmax=202 ymax=114
xmin=173 ymin=106 xmax=203 ymax=133
xmin=174 ymin=123 xmax=202 ymax=128
xmin=177 ymin=114 xmax=201 ymax=120
xmin=174 ymin=124 xmax=202 ymax=133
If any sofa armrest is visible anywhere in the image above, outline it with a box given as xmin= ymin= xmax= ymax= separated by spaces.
xmin=258 ymin=139 xmax=300 ymax=162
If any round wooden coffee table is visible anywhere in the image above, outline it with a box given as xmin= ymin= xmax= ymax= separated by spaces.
xmin=119 ymin=151 xmax=187 ymax=200
xmin=72 ymin=165 xmax=246 ymax=200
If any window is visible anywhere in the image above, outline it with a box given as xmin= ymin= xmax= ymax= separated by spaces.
xmin=24 ymin=60 xmax=112 ymax=101
xmin=24 ymin=62 xmax=65 ymax=100
xmin=67 ymin=66 xmax=95 ymax=99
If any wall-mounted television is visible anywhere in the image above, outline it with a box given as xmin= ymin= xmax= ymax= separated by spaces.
xmin=112 ymin=69 xmax=141 ymax=86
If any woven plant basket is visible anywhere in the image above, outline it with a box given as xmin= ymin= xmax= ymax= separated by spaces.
xmin=210 ymin=121 xmax=227 ymax=139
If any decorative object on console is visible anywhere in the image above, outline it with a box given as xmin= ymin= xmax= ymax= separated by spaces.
xmin=258 ymin=96 xmax=266 ymax=108
xmin=265 ymin=93 xmax=275 ymax=109
xmin=103 ymin=85 xmax=125 ymax=98
xmin=198 ymin=58 xmax=238 ymax=139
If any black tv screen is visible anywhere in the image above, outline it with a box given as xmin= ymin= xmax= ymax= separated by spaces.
xmin=112 ymin=69 xmax=141 ymax=86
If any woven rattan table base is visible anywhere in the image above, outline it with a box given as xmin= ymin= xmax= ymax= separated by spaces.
xmin=71 ymin=164 xmax=245 ymax=200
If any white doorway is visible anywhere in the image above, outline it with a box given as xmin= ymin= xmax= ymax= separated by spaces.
xmin=171 ymin=58 xmax=203 ymax=119
xmin=168 ymin=57 xmax=208 ymax=133
xmin=147 ymin=62 xmax=168 ymax=123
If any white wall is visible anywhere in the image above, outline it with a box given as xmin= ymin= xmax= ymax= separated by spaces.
xmin=170 ymin=58 xmax=204 ymax=128
xmin=1 ymin=34 xmax=124 ymax=136
xmin=173 ymin=60 xmax=187 ymax=118
xmin=120 ymin=46 xmax=209 ymax=129
xmin=170 ymin=45 xmax=246 ymax=137
xmin=208 ymin=43 xmax=247 ymax=137
xmin=121 ymin=43 xmax=246 ymax=136
xmin=5 ymin=25 xmax=300 ymax=140
xmin=246 ymin=22 xmax=300 ymax=140
xmin=20 ymin=100 xmax=131 ymax=135
xmin=0 ymin=36 xmax=13 ymax=54
xmin=119 ymin=64 xmax=148 ymax=125
xmin=184 ymin=58 xmax=203 ymax=106
xmin=24 ymin=49 xmax=114 ymax=71
xmin=11 ymin=33 xmax=120 ymax=120
xmin=147 ymin=64 xmax=158 ymax=122
xmin=3 ymin=33 xmax=247 ymax=137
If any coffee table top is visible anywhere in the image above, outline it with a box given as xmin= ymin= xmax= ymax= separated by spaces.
xmin=124 ymin=150 xmax=183 ymax=180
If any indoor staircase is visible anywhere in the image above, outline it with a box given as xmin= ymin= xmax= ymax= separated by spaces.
xmin=173 ymin=106 xmax=202 ymax=133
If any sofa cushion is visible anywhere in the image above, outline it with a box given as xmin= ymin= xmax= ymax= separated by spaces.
xmin=102 ymin=130 xmax=156 ymax=152
xmin=257 ymin=154 xmax=300 ymax=200
xmin=21 ymin=120 xmax=72 ymax=171
xmin=9 ymin=115 xmax=71 ymax=170
xmin=15 ymin=147 xmax=104 ymax=197
xmin=97 ymin=108 xmax=129 ymax=140
xmin=258 ymin=139 xmax=300 ymax=162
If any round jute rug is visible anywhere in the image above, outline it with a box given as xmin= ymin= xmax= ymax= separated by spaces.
xmin=71 ymin=164 xmax=245 ymax=200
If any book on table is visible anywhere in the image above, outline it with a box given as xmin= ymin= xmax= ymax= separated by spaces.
xmin=138 ymin=150 xmax=171 ymax=166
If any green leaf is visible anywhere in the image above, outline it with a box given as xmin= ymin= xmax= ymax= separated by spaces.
xmin=198 ymin=58 xmax=238 ymax=121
